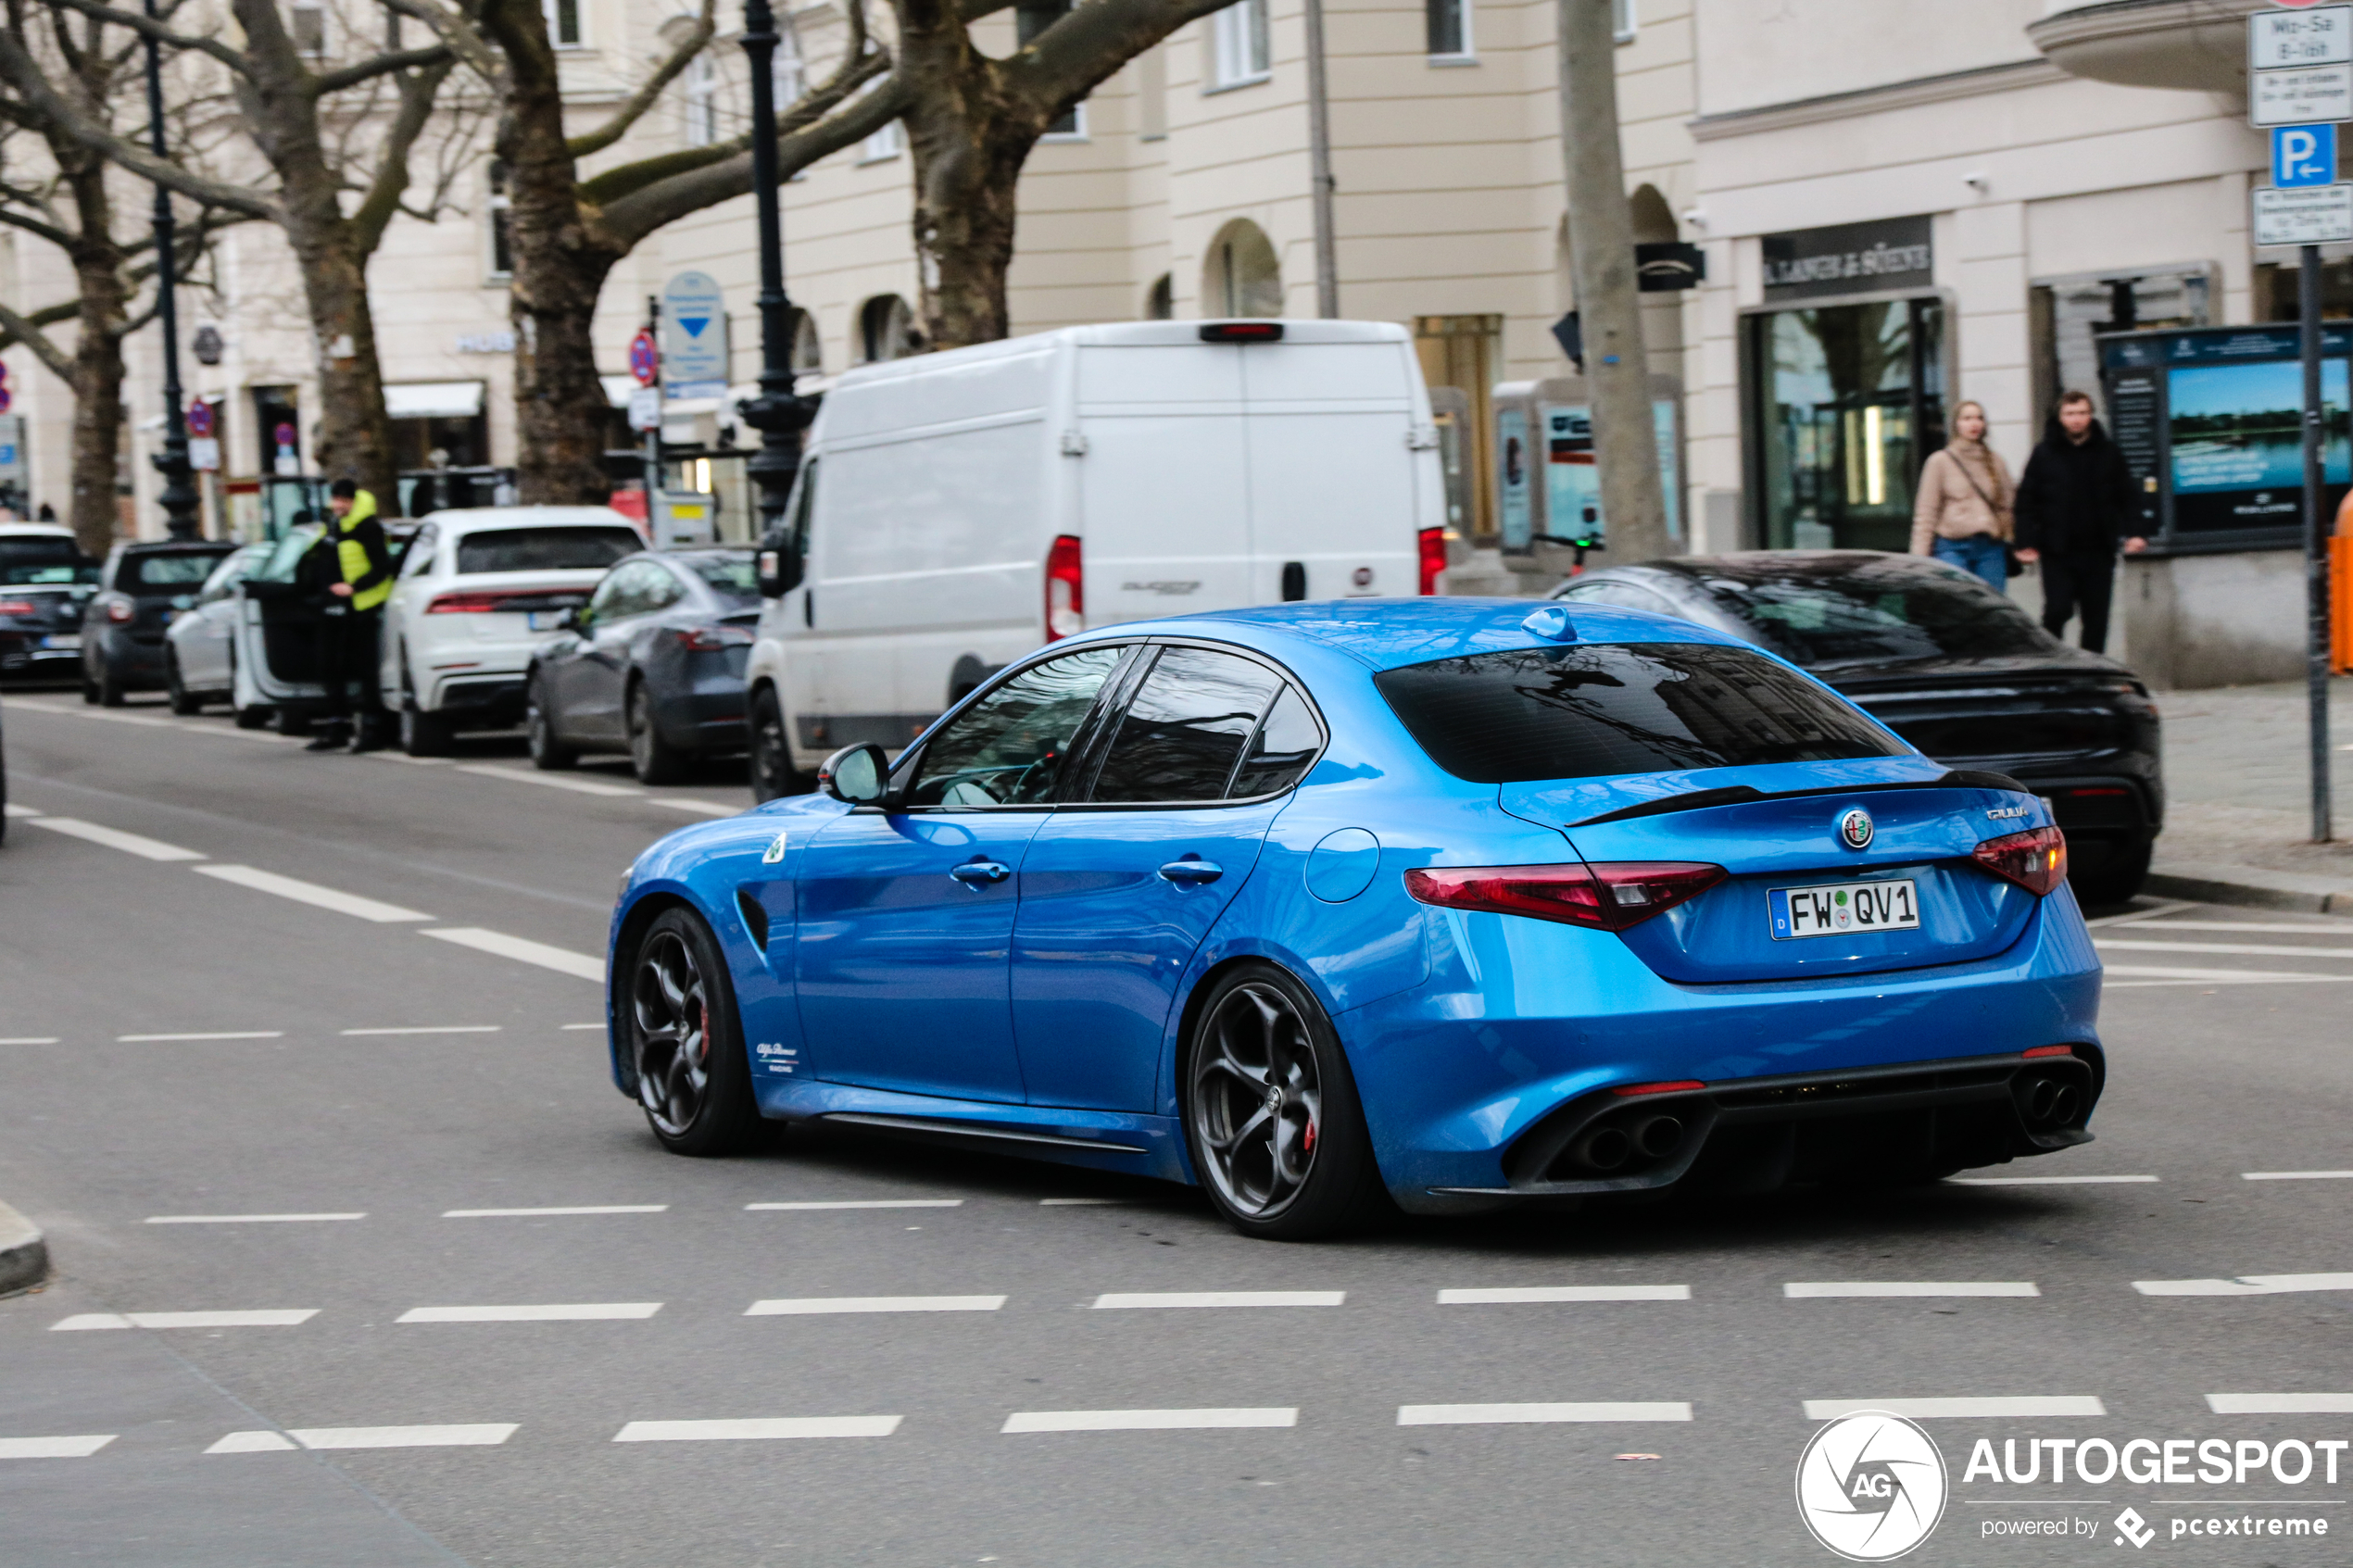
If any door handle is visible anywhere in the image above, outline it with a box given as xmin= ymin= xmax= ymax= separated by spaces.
xmin=949 ymin=859 xmax=1012 ymax=887
xmin=1158 ymin=859 xmax=1224 ymax=885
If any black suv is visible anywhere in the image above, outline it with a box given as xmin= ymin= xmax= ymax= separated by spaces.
xmin=82 ymin=540 xmax=236 ymax=706
xmin=0 ymin=525 xmax=100 ymax=682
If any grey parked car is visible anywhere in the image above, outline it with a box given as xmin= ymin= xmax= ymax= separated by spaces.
xmin=82 ymin=540 xmax=235 ymax=706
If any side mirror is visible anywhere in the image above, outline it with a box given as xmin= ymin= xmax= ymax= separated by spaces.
xmin=557 ymin=605 xmax=584 ymax=633
xmin=818 ymin=742 xmax=891 ymax=806
xmin=757 ymin=531 xmax=803 ymax=598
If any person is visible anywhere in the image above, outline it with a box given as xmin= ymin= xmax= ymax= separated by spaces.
xmin=307 ymin=478 xmax=394 ymax=753
xmin=2013 ymin=390 xmax=2145 ymax=653
xmin=1909 ymin=399 xmax=2015 ymax=591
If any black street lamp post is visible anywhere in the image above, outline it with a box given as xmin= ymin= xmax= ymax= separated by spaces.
xmin=141 ymin=0 xmax=200 ymax=540
xmin=736 ymin=0 xmax=816 ymax=546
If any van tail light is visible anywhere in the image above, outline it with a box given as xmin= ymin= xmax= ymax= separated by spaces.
xmin=1973 ymin=824 xmax=2068 ymax=897
xmin=426 ymin=592 xmax=504 ymax=614
xmin=1404 ymin=860 xmax=1727 ymax=931
xmin=676 ymin=624 xmax=753 ymax=651
xmin=1417 ymin=528 xmax=1446 ymax=596
xmin=1199 ymin=321 xmax=1283 ymax=343
xmin=0 ymin=600 xmax=35 ymax=616
xmin=1045 ymin=533 xmax=1084 ymax=641
xmin=106 ymin=597 xmax=134 ymax=623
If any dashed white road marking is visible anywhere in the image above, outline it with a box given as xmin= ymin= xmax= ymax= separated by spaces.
xmin=52 ymin=1310 xmax=318 ymax=1331
xmin=2134 ymin=920 xmax=2353 ymax=935
xmin=1438 ymin=1286 xmax=1689 ymax=1304
xmin=2244 ymin=1171 xmax=2353 ymax=1181
xmin=145 ymin=1213 xmax=365 ymax=1224
xmin=420 ymin=927 xmax=604 ymax=982
xmin=1398 ymin=1402 xmax=1692 ymax=1425
xmin=2134 ymin=1273 xmax=2353 ymax=1297
xmin=441 ymin=1205 xmax=666 ymax=1218
xmin=745 ymin=1296 xmax=1006 ymax=1315
xmin=1949 ymin=1173 xmax=2158 ymax=1186
xmin=613 ymin=1416 xmax=900 ymax=1442
xmin=2208 ymin=1394 xmax=2353 ymax=1415
xmin=30 ymin=817 xmax=205 ymax=860
xmin=745 ymin=1199 xmax=963 ymax=1211
xmin=0 ymin=1036 xmax=59 ymax=1045
xmin=118 ymin=1032 xmax=284 ymax=1043
xmin=1092 ymin=1291 xmax=1344 ymax=1310
xmin=2099 ymin=937 xmax=2353 ymax=960
xmin=1803 ymin=1397 xmax=2104 ymax=1420
xmin=192 ymin=864 xmax=432 ymax=922
xmin=1002 ymin=1408 xmax=1297 ymax=1434
xmin=208 ymin=1424 xmax=517 ymax=1453
xmin=396 ymin=1302 xmax=661 ymax=1323
xmin=560 ymin=1022 xmax=603 ymax=1031
xmin=1784 ymin=1282 xmax=2039 ymax=1298
xmin=455 ymin=764 xmax=641 ymax=798
xmin=1038 ymin=1198 xmax=1127 ymax=1206
xmin=344 ymin=1025 xmax=501 ymax=1036
xmin=0 ymin=1435 xmax=117 ymax=1459
xmin=2 ymin=802 xmax=40 ymax=818
xmin=648 ymin=798 xmax=737 ymax=817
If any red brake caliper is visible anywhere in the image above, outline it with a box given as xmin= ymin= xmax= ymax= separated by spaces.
xmin=1302 ymin=1119 xmax=1316 ymax=1153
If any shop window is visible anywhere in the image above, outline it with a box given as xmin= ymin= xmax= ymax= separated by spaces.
xmin=1416 ymin=314 xmax=1503 ymax=540
xmin=2029 ymin=270 xmax=2210 ymax=433
xmin=543 ymin=0 xmax=581 ymax=46
xmin=1204 ymin=220 xmax=1281 ymax=317
xmin=684 ymin=51 xmax=719 ymax=147
xmin=1210 ymin=0 xmax=1270 ymax=89
xmin=859 ymin=295 xmax=913 ymax=362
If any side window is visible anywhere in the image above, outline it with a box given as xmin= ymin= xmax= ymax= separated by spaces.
xmin=400 ymin=524 xmax=438 ymax=579
xmin=906 ymin=645 xmax=1127 ymax=808
xmin=1088 ymin=646 xmax=1284 ymax=804
xmin=1228 ymin=684 xmax=1324 ymax=797
xmin=642 ymin=565 xmax=688 ymax=613
xmin=585 ymin=561 xmax=644 ymax=622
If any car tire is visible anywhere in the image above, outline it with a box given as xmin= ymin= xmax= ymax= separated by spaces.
xmin=81 ymin=674 xmax=99 ymax=704
xmin=747 ymin=686 xmax=808 ymax=801
xmin=1180 ymin=961 xmax=1390 ymax=1242
xmin=2070 ymin=837 xmax=2152 ymax=907
xmin=624 ymin=906 xmax=762 ymax=1156
xmin=165 ymin=650 xmax=202 ymax=716
xmin=96 ymin=663 xmax=125 ymax=707
xmin=626 ymin=680 xmax=686 ymax=785
xmin=233 ymin=703 xmax=272 ymax=731
xmin=272 ymin=705 xmax=310 ymax=737
xmin=400 ymin=704 xmax=453 ymax=758
xmin=525 ymin=675 xmax=577 ymax=771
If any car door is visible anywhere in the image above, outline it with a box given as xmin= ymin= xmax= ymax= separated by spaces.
xmin=793 ymin=642 xmax=1132 ymax=1104
xmin=569 ymin=560 xmax=660 ymax=741
xmin=175 ymin=548 xmax=247 ymax=688
xmin=1010 ymin=643 xmax=1323 ymax=1111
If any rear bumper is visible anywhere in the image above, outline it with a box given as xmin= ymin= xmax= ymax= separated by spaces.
xmin=433 ymin=675 xmax=527 ymax=727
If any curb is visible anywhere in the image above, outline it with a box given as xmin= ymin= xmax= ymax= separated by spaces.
xmin=0 ymin=1200 xmax=47 ymax=1297
xmin=2146 ymin=859 xmax=2353 ymax=915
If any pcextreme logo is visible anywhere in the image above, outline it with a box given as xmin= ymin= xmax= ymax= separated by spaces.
xmin=1797 ymin=1411 xmax=1949 ymax=1561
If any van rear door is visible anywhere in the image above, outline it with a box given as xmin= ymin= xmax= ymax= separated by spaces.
xmin=1076 ymin=345 xmax=1252 ymax=629
xmin=1240 ymin=340 xmax=1424 ymax=602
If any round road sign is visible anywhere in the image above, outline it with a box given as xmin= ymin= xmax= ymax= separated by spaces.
xmin=629 ymin=330 xmax=660 ymax=386
xmin=187 ymin=400 xmax=214 ymax=437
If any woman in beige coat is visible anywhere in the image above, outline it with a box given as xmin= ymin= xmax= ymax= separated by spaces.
xmin=1909 ymin=400 xmax=2015 ymax=590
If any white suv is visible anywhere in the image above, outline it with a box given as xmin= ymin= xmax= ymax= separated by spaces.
xmin=379 ymin=506 xmax=645 ymax=756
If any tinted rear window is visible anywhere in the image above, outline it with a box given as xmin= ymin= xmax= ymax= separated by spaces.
xmin=120 ymin=550 xmax=231 ymax=591
xmin=1694 ymin=561 xmax=2057 ymax=667
xmin=456 ymin=526 xmax=642 ymax=574
xmin=0 ymin=539 xmax=97 ymax=585
xmin=1374 ymin=642 xmax=1907 ymax=784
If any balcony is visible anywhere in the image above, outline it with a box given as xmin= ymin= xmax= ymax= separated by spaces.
xmin=2027 ymin=0 xmax=2265 ymax=95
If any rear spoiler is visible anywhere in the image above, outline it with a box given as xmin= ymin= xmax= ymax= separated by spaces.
xmin=1568 ymin=769 xmax=2031 ymax=829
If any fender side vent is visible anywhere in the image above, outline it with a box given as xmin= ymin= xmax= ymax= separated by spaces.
xmin=736 ymin=889 xmax=770 ymax=949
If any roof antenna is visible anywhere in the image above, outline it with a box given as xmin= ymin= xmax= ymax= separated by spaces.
xmin=1520 ymin=605 xmax=1578 ymax=642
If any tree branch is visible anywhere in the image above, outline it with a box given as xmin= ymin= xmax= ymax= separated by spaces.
xmin=566 ymin=0 xmax=714 ymax=158
xmin=1016 ymin=0 xmax=1235 ymax=115
xmin=313 ymin=41 xmax=453 ymax=95
xmin=383 ymin=0 xmax=501 ymax=83
xmin=0 ymin=205 xmax=76 ymax=248
xmin=36 ymin=0 xmax=248 ymax=75
xmin=0 ymin=299 xmax=77 ymax=381
xmin=349 ymin=57 xmax=454 ymax=253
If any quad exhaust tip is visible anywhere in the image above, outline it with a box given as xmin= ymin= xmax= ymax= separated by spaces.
xmin=1570 ymin=1113 xmax=1687 ymax=1173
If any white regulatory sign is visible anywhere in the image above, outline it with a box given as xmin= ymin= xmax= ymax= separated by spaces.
xmin=2252 ymin=6 xmax=2353 ymax=71
xmin=626 ymin=386 xmax=661 ymax=433
xmin=2255 ymin=182 xmax=2353 ymax=246
xmin=2253 ymin=62 xmax=2353 ymax=127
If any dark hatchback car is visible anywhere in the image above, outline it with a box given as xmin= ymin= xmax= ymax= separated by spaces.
xmin=0 ymin=527 xmax=100 ymax=682
xmin=1554 ymin=551 xmax=2162 ymax=903
xmin=82 ymin=540 xmax=236 ymax=706
xmin=524 ymin=547 xmax=758 ymax=784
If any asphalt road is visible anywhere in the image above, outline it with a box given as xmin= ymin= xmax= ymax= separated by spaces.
xmin=4 ymin=691 xmax=2352 ymax=1567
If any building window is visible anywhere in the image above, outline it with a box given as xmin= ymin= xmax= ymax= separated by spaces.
xmin=543 ymin=0 xmax=582 ymax=46
xmin=792 ymin=309 xmax=824 ymax=373
xmin=290 ymin=2 xmax=325 ymax=56
xmin=860 ymin=118 xmax=903 ymax=161
xmin=1145 ymin=274 xmax=1174 ymax=320
xmin=859 ymin=295 xmax=913 ymax=362
xmin=774 ymin=18 xmax=806 ymax=104
xmin=684 ymin=51 xmax=719 ymax=146
xmin=1613 ymin=0 xmax=1634 ymax=43
xmin=1427 ymin=0 xmax=1471 ymax=58
xmin=1203 ymin=220 xmax=1281 ymax=317
xmin=1210 ymin=0 xmax=1270 ymax=89
xmin=486 ymin=159 xmax=512 ymax=280
xmin=1017 ymin=0 xmax=1084 ymax=135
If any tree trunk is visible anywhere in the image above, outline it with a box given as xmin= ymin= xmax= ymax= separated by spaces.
xmin=898 ymin=5 xmax=1040 ymax=351
xmin=290 ymin=220 xmax=396 ymax=502
xmin=61 ymin=157 xmax=128 ymax=556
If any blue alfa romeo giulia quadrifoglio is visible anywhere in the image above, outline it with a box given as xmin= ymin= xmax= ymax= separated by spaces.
xmin=602 ymin=599 xmax=2103 ymax=1239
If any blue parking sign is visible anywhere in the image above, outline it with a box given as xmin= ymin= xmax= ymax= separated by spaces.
xmin=2274 ymin=123 xmax=2337 ymax=187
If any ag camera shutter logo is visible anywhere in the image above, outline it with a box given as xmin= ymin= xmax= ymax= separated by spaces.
xmin=1796 ymin=1411 xmax=1948 ymax=1561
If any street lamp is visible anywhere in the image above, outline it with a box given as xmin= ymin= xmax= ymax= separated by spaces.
xmin=141 ymin=0 xmax=199 ymax=540
xmin=736 ymin=0 xmax=816 ymax=545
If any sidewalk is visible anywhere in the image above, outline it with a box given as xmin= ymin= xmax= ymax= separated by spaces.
xmin=2148 ymin=673 xmax=2353 ymax=907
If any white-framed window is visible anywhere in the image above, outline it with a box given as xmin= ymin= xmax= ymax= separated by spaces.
xmin=543 ymin=0 xmax=583 ymax=47
xmin=1426 ymin=0 xmax=1471 ymax=58
xmin=684 ymin=50 xmax=719 ymax=147
xmin=1209 ymin=0 xmax=1270 ymax=90
xmin=1018 ymin=0 xmax=1086 ymax=136
xmin=1613 ymin=0 xmax=1635 ymax=43
xmin=773 ymin=18 xmax=806 ymax=105
xmin=289 ymin=2 xmax=326 ymax=56
xmin=485 ymin=158 xmax=512 ymax=280
xmin=860 ymin=118 xmax=903 ymax=161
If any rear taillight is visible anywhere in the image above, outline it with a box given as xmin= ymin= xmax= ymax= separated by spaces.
xmin=1973 ymin=824 xmax=2068 ymax=897
xmin=677 ymin=625 xmax=753 ymax=651
xmin=426 ymin=592 xmax=503 ymax=614
xmin=0 ymin=600 xmax=34 ymax=616
xmin=106 ymin=598 xmax=133 ymax=623
xmin=1417 ymin=528 xmax=1446 ymax=596
xmin=1403 ymin=860 xmax=1727 ymax=931
xmin=1045 ymin=534 xmax=1083 ymax=641
xmin=1199 ymin=321 xmax=1283 ymax=343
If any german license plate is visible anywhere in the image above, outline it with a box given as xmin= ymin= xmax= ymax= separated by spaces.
xmin=1768 ymin=879 xmax=1920 ymax=939
xmin=526 ymin=610 xmax=567 ymax=631
xmin=41 ymin=633 xmax=80 ymax=650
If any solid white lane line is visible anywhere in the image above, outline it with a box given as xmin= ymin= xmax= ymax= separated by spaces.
xmin=1092 ymin=1291 xmax=1344 ymax=1310
xmin=145 ymin=1213 xmax=364 ymax=1224
xmin=51 ymin=1310 xmax=317 ymax=1331
xmin=2133 ymin=1273 xmax=2353 ymax=1297
xmin=2098 ymin=937 xmax=2353 ymax=960
xmin=419 ymin=927 xmax=604 ymax=982
xmin=1948 ymin=1174 xmax=2158 ymax=1186
xmin=1002 ymin=1408 xmax=1296 ymax=1434
xmin=396 ymin=1302 xmax=661 ymax=1323
xmin=2 ymin=802 xmax=40 ymax=817
xmin=648 ymin=798 xmax=736 ymax=817
xmin=2134 ymin=920 xmax=2353 ymax=935
xmin=745 ymin=1199 xmax=963 ymax=1211
xmin=1438 ymin=1286 xmax=1689 ymax=1304
xmin=1803 ymin=1397 xmax=2104 ymax=1420
xmin=0 ymin=1036 xmax=59 ymax=1045
xmin=1398 ymin=1402 xmax=1692 ymax=1425
xmin=442 ymin=1204 xmax=667 ymax=1218
xmin=208 ymin=1424 xmax=518 ymax=1452
xmin=118 ymin=1032 xmax=284 ymax=1043
xmin=2208 ymin=1393 xmax=2353 ymax=1414
xmin=343 ymin=1025 xmax=501 ymax=1036
xmin=1784 ymin=1282 xmax=2039 ymax=1298
xmin=745 ymin=1296 xmax=1006 ymax=1315
xmin=30 ymin=817 xmax=205 ymax=860
xmin=560 ymin=1022 xmax=603 ymax=1031
xmin=0 ymin=1435 xmax=117 ymax=1459
xmin=2082 ymin=901 xmax=2196 ymax=927
xmin=2246 ymin=1171 xmax=2353 ymax=1181
xmin=359 ymin=753 xmax=452 ymax=767
xmin=455 ymin=764 xmax=642 ymax=797
xmin=2102 ymin=965 xmax=2353 ymax=986
xmin=191 ymin=864 xmax=432 ymax=923
xmin=1039 ymin=1198 xmax=1127 ymax=1206
xmin=613 ymin=1416 xmax=900 ymax=1442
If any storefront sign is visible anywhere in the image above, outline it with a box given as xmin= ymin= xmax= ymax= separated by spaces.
xmin=455 ymin=332 xmax=516 ymax=354
xmin=1760 ymin=216 xmax=1932 ymax=302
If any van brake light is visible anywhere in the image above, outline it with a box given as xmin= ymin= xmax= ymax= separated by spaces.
xmin=1417 ymin=528 xmax=1446 ymax=596
xmin=1199 ymin=322 xmax=1283 ymax=343
xmin=1045 ymin=534 xmax=1083 ymax=641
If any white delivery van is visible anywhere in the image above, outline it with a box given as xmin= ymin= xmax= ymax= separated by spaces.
xmin=744 ymin=319 xmax=1447 ymax=795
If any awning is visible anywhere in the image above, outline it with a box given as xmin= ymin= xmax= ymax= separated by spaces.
xmin=384 ymin=381 xmax=485 ymax=420
xmin=600 ymin=373 xmax=637 ymax=409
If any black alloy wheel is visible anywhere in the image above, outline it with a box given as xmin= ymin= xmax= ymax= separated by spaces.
xmin=165 ymin=649 xmax=202 ymax=715
xmin=747 ymin=686 xmax=805 ymax=801
xmin=626 ymin=680 xmax=686 ymax=785
xmin=1182 ymin=962 xmax=1387 ymax=1240
xmin=627 ymin=908 xmax=759 ymax=1155
xmin=525 ymin=674 xmax=576 ymax=770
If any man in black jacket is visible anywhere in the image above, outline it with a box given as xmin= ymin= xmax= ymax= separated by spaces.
xmin=2013 ymin=390 xmax=2146 ymax=653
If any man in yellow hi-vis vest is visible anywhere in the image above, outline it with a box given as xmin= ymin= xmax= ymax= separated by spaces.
xmin=308 ymin=478 xmax=395 ymax=752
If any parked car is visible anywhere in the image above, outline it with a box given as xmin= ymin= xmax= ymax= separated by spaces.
xmin=1552 ymin=551 xmax=2163 ymax=903
xmin=378 ymin=506 xmax=646 ymax=756
xmin=525 ymin=547 xmax=759 ymax=783
xmin=744 ymin=320 xmax=1451 ymax=799
xmin=82 ymin=539 xmax=236 ymax=705
xmin=0 ymin=523 xmax=99 ymax=682
xmin=605 ymin=597 xmax=2103 ymax=1239
xmin=162 ymin=541 xmax=272 ymax=713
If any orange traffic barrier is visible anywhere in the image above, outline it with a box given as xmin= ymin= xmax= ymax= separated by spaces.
xmin=2335 ymin=533 xmax=2353 ymax=675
